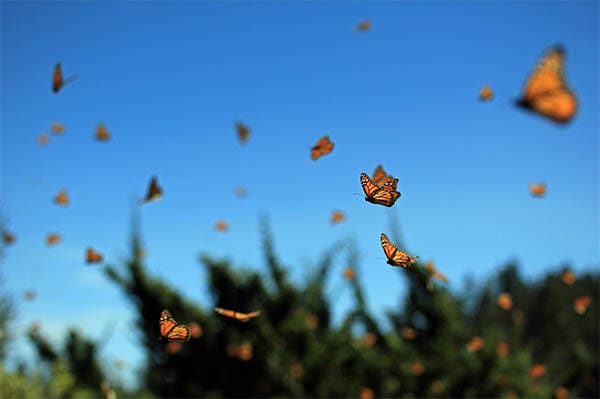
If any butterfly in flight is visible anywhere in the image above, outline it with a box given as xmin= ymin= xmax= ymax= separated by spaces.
xmin=310 ymin=136 xmax=334 ymax=160
xmin=50 ymin=123 xmax=65 ymax=135
xmin=573 ymin=296 xmax=591 ymax=315
xmin=141 ymin=176 xmax=162 ymax=204
xmin=214 ymin=307 xmax=261 ymax=322
xmin=515 ymin=46 xmax=577 ymax=124
xmin=479 ymin=85 xmax=494 ymax=101
xmin=159 ymin=309 xmax=191 ymax=343
xmin=330 ymin=210 xmax=345 ymax=224
xmin=380 ymin=233 xmax=418 ymax=268
xmin=215 ymin=220 xmax=229 ymax=232
xmin=52 ymin=63 xmax=78 ymax=93
xmin=236 ymin=121 xmax=250 ymax=144
xmin=46 ymin=233 xmax=62 ymax=246
xmin=95 ymin=123 xmax=111 ymax=141
xmin=356 ymin=20 xmax=372 ymax=32
xmin=2 ymin=231 xmax=15 ymax=245
xmin=86 ymin=247 xmax=103 ymax=264
xmin=38 ymin=134 xmax=50 ymax=146
xmin=529 ymin=182 xmax=546 ymax=197
xmin=360 ymin=173 xmax=400 ymax=207
xmin=54 ymin=190 xmax=70 ymax=206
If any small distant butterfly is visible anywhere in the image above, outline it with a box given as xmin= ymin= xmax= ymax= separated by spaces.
xmin=529 ymin=182 xmax=546 ymax=197
xmin=235 ymin=186 xmax=248 ymax=199
xmin=95 ymin=123 xmax=111 ymax=141
xmin=50 ymin=123 xmax=65 ymax=135
xmin=356 ymin=20 xmax=372 ymax=32
xmin=159 ymin=309 xmax=191 ymax=343
xmin=516 ymin=46 xmax=577 ymax=124
xmin=310 ymin=136 xmax=334 ymax=160
xmin=496 ymin=293 xmax=513 ymax=310
xmin=215 ymin=221 xmax=229 ymax=232
xmin=236 ymin=121 xmax=250 ymax=144
xmin=86 ymin=247 xmax=103 ymax=264
xmin=479 ymin=85 xmax=494 ymax=101
xmin=561 ymin=270 xmax=576 ymax=285
xmin=141 ymin=176 xmax=162 ymax=203
xmin=2 ymin=231 xmax=15 ymax=245
xmin=529 ymin=364 xmax=546 ymax=380
xmin=467 ymin=336 xmax=484 ymax=352
xmin=54 ymin=190 xmax=70 ymax=206
xmin=23 ymin=290 xmax=36 ymax=301
xmin=37 ymin=134 xmax=50 ymax=146
xmin=424 ymin=261 xmax=448 ymax=283
xmin=46 ymin=233 xmax=62 ymax=246
xmin=574 ymin=296 xmax=591 ymax=315
xmin=330 ymin=211 xmax=345 ymax=224
xmin=361 ymin=173 xmax=400 ymax=207
xmin=380 ymin=233 xmax=418 ymax=268
xmin=52 ymin=63 xmax=78 ymax=93
xmin=214 ymin=307 xmax=261 ymax=322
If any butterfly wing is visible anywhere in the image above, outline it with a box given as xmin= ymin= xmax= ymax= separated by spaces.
xmin=143 ymin=177 xmax=162 ymax=202
xmin=159 ymin=309 xmax=191 ymax=343
xmin=236 ymin=122 xmax=250 ymax=143
xmin=372 ymin=165 xmax=387 ymax=185
xmin=380 ymin=233 xmax=413 ymax=267
xmin=310 ymin=136 xmax=334 ymax=160
xmin=361 ymin=174 xmax=400 ymax=207
xmin=52 ymin=63 xmax=63 ymax=93
xmin=516 ymin=46 xmax=577 ymax=123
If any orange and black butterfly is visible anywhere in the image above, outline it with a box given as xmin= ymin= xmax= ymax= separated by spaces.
xmin=516 ymin=46 xmax=577 ymax=124
xmin=310 ymin=136 xmax=334 ymax=160
xmin=2 ymin=231 xmax=15 ymax=245
xmin=159 ymin=309 xmax=191 ymax=343
xmin=46 ymin=233 xmax=62 ymax=246
xmin=574 ymin=296 xmax=591 ymax=315
xmin=86 ymin=247 xmax=103 ymax=264
xmin=141 ymin=176 xmax=162 ymax=203
xmin=360 ymin=173 xmax=400 ymax=207
xmin=380 ymin=233 xmax=418 ymax=268
xmin=479 ymin=85 xmax=494 ymax=101
xmin=236 ymin=121 xmax=250 ymax=144
xmin=330 ymin=210 xmax=345 ymax=225
xmin=529 ymin=182 xmax=546 ymax=197
xmin=371 ymin=165 xmax=399 ymax=192
xmin=54 ymin=190 xmax=70 ymax=206
xmin=95 ymin=123 xmax=110 ymax=141
xmin=52 ymin=63 xmax=78 ymax=93
xmin=37 ymin=133 xmax=50 ymax=146
xmin=356 ymin=20 xmax=372 ymax=32
xmin=215 ymin=307 xmax=260 ymax=322
xmin=215 ymin=220 xmax=229 ymax=232
xmin=50 ymin=123 xmax=65 ymax=135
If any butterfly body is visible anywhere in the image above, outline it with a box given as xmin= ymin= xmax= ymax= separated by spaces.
xmin=380 ymin=233 xmax=418 ymax=268
xmin=159 ymin=309 xmax=191 ymax=343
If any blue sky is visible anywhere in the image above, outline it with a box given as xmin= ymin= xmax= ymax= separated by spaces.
xmin=1 ymin=0 xmax=598 ymax=389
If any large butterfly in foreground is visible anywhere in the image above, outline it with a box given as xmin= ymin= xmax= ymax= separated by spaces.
xmin=52 ymin=63 xmax=78 ymax=93
xmin=159 ymin=309 xmax=191 ymax=343
xmin=215 ymin=307 xmax=261 ymax=322
xmin=516 ymin=46 xmax=577 ymax=124
xmin=310 ymin=136 xmax=334 ymax=160
xmin=141 ymin=176 xmax=163 ymax=204
xmin=380 ymin=233 xmax=418 ymax=268
xmin=360 ymin=172 xmax=400 ymax=207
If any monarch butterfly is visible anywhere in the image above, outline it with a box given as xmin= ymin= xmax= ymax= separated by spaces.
xmin=214 ymin=307 xmax=261 ymax=322
xmin=561 ymin=270 xmax=576 ymax=285
xmin=215 ymin=220 xmax=229 ymax=232
xmin=310 ymin=136 xmax=334 ymax=160
xmin=38 ymin=134 xmax=50 ymax=146
xmin=356 ymin=20 xmax=372 ymax=32
xmin=23 ymin=290 xmax=36 ymax=301
xmin=380 ymin=233 xmax=418 ymax=267
xmin=159 ymin=309 xmax=191 ymax=343
xmin=236 ymin=121 xmax=250 ymax=144
xmin=479 ymin=85 xmax=494 ymax=101
xmin=529 ymin=182 xmax=546 ymax=197
xmin=516 ymin=46 xmax=577 ymax=124
xmin=235 ymin=186 xmax=247 ymax=198
xmin=50 ymin=123 xmax=65 ymax=135
xmin=496 ymin=293 xmax=513 ymax=311
xmin=46 ymin=233 xmax=62 ymax=246
xmin=424 ymin=261 xmax=448 ymax=283
xmin=573 ymin=295 xmax=591 ymax=315
xmin=95 ymin=123 xmax=110 ymax=141
xmin=529 ymin=364 xmax=546 ymax=380
xmin=330 ymin=211 xmax=345 ymax=224
xmin=361 ymin=173 xmax=400 ymax=207
xmin=52 ymin=63 xmax=77 ymax=93
xmin=54 ymin=190 xmax=70 ymax=206
xmin=467 ymin=336 xmax=484 ymax=352
xmin=86 ymin=247 xmax=103 ymax=264
xmin=141 ymin=176 xmax=162 ymax=203
xmin=371 ymin=165 xmax=399 ymax=191
xmin=2 ymin=231 xmax=15 ymax=245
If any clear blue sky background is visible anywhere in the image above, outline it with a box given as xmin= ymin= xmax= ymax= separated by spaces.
xmin=1 ymin=0 xmax=598 ymax=389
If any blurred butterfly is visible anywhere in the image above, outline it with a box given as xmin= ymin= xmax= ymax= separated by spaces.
xmin=50 ymin=123 xmax=65 ymax=135
xmin=356 ymin=20 xmax=372 ymax=32
xmin=86 ymin=247 xmax=103 ymax=264
xmin=330 ymin=211 xmax=345 ymax=224
xmin=496 ymin=293 xmax=513 ymax=310
xmin=159 ymin=309 xmax=191 ymax=343
xmin=424 ymin=261 xmax=448 ymax=284
xmin=2 ymin=231 xmax=15 ymax=245
xmin=360 ymin=173 xmax=400 ymax=207
xmin=236 ymin=121 xmax=250 ymax=144
xmin=529 ymin=364 xmax=546 ymax=380
xmin=54 ymin=190 xmax=70 ymax=206
xmin=215 ymin=220 xmax=229 ymax=232
xmin=46 ymin=233 xmax=62 ymax=246
xmin=479 ymin=85 xmax=494 ymax=101
xmin=52 ymin=63 xmax=78 ymax=93
xmin=561 ymin=270 xmax=576 ymax=285
xmin=37 ymin=134 xmax=50 ymax=146
xmin=574 ymin=296 xmax=591 ymax=315
xmin=23 ymin=290 xmax=36 ymax=301
xmin=380 ymin=233 xmax=418 ymax=267
xmin=467 ymin=336 xmax=484 ymax=352
xmin=371 ymin=165 xmax=399 ymax=191
xmin=516 ymin=46 xmax=577 ymax=124
xmin=214 ymin=307 xmax=261 ymax=322
xmin=310 ymin=136 xmax=334 ymax=160
xmin=141 ymin=176 xmax=162 ymax=203
xmin=235 ymin=186 xmax=248 ymax=199
xmin=529 ymin=182 xmax=546 ymax=197
xmin=95 ymin=123 xmax=111 ymax=141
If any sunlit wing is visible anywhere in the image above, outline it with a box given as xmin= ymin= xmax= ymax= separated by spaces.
xmin=310 ymin=136 xmax=334 ymax=160
xmin=215 ymin=307 xmax=261 ymax=322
